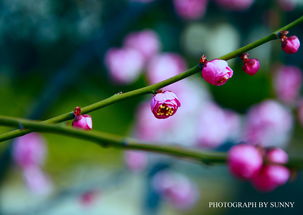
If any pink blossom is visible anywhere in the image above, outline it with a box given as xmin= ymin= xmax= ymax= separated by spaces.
xmin=278 ymin=0 xmax=297 ymax=11
xmin=22 ymin=167 xmax=53 ymax=195
xmin=105 ymin=48 xmax=144 ymax=84
xmin=281 ymin=35 xmax=300 ymax=54
xmin=147 ymin=53 xmax=186 ymax=85
xmin=266 ymin=148 xmax=288 ymax=164
xmin=124 ymin=30 xmax=160 ymax=62
xmin=196 ymin=103 xmax=240 ymax=148
xmin=201 ymin=59 xmax=233 ymax=86
xmin=152 ymin=171 xmax=198 ymax=210
xmin=215 ymin=0 xmax=254 ymax=10
xmin=274 ymin=66 xmax=302 ymax=104
xmin=72 ymin=114 xmax=93 ymax=130
xmin=244 ymin=100 xmax=292 ymax=147
xmin=124 ymin=151 xmax=147 ymax=172
xmin=228 ymin=144 xmax=263 ymax=180
xmin=151 ymin=91 xmax=181 ymax=119
xmin=13 ymin=133 xmax=46 ymax=169
xmin=173 ymin=0 xmax=208 ymax=20
xmin=251 ymin=165 xmax=290 ymax=192
xmin=242 ymin=58 xmax=260 ymax=76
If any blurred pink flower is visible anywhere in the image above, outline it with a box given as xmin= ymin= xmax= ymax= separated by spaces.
xmin=266 ymin=148 xmax=288 ymax=164
xmin=274 ymin=66 xmax=302 ymax=104
xmin=80 ymin=190 xmax=98 ymax=206
xmin=22 ymin=167 xmax=53 ymax=195
xmin=244 ymin=100 xmax=293 ymax=147
xmin=201 ymin=59 xmax=233 ymax=86
xmin=278 ymin=0 xmax=297 ymax=11
xmin=151 ymin=90 xmax=181 ymax=119
xmin=152 ymin=171 xmax=199 ymax=210
xmin=215 ymin=0 xmax=254 ymax=10
xmin=105 ymin=48 xmax=144 ymax=84
xmin=228 ymin=144 xmax=263 ymax=180
xmin=124 ymin=30 xmax=160 ymax=62
xmin=251 ymin=165 xmax=290 ymax=192
xmin=124 ymin=151 xmax=148 ymax=172
xmin=13 ymin=133 xmax=46 ymax=169
xmin=197 ymin=103 xmax=240 ymax=148
xmin=147 ymin=53 xmax=186 ymax=87
xmin=173 ymin=0 xmax=208 ymax=20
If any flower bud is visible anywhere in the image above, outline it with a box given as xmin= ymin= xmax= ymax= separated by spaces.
xmin=251 ymin=165 xmax=290 ymax=192
xmin=228 ymin=144 xmax=263 ymax=179
xmin=281 ymin=35 xmax=300 ymax=54
xmin=151 ymin=91 xmax=181 ymax=119
xmin=242 ymin=58 xmax=260 ymax=76
xmin=201 ymin=59 xmax=233 ymax=86
xmin=266 ymin=148 xmax=288 ymax=164
xmin=72 ymin=107 xmax=92 ymax=130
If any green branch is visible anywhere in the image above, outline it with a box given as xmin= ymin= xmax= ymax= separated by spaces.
xmin=0 ymin=115 xmax=226 ymax=165
xmin=0 ymin=115 xmax=302 ymax=169
xmin=0 ymin=15 xmax=303 ymax=143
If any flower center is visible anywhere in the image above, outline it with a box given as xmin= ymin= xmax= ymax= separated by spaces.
xmin=157 ymin=104 xmax=175 ymax=116
xmin=217 ymin=76 xmax=228 ymax=84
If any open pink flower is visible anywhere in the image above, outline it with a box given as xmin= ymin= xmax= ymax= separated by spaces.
xmin=151 ymin=91 xmax=181 ymax=119
xmin=13 ymin=133 xmax=46 ymax=169
xmin=201 ymin=59 xmax=233 ymax=86
xmin=152 ymin=171 xmax=198 ymax=210
xmin=173 ymin=0 xmax=208 ymax=20
xmin=251 ymin=165 xmax=290 ymax=192
xmin=105 ymin=48 xmax=144 ymax=84
xmin=281 ymin=35 xmax=300 ymax=54
xmin=124 ymin=30 xmax=160 ymax=62
xmin=215 ymin=0 xmax=254 ymax=10
xmin=228 ymin=144 xmax=263 ymax=180
xmin=274 ymin=66 xmax=302 ymax=104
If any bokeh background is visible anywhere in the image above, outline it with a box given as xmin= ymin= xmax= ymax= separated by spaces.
xmin=0 ymin=0 xmax=303 ymax=214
